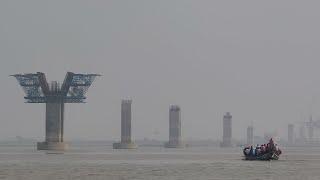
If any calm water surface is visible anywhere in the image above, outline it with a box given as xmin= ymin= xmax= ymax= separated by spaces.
xmin=0 ymin=144 xmax=319 ymax=180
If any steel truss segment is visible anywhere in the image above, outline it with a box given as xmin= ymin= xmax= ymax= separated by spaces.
xmin=11 ymin=73 xmax=44 ymax=101
xmin=66 ymin=73 xmax=100 ymax=99
xmin=12 ymin=72 xmax=100 ymax=103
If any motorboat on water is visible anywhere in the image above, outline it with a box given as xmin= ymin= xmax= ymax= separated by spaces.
xmin=243 ymin=138 xmax=282 ymax=161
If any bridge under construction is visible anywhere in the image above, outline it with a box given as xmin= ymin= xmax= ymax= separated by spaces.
xmin=12 ymin=72 xmax=100 ymax=150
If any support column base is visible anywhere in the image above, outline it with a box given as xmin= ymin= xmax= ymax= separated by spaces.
xmin=37 ymin=142 xmax=68 ymax=151
xmin=113 ymin=142 xmax=137 ymax=149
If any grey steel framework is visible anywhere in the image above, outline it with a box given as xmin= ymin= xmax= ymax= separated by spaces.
xmin=12 ymin=72 xmax=100 ymax=150
xmin=12 ymin=72 xmax=100 ymax=103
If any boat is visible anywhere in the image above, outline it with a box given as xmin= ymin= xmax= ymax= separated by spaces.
xmin=244 ymin=151 xmax=280 ymax=161
xmin=243 ymin=138 xmax=282 ymax=161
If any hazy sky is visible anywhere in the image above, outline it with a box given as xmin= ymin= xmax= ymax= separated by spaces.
xmin=1 ymin=0 xmax=320 ymax=141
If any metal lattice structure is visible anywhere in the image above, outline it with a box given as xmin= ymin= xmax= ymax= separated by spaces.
xmin=12 ymin=72 xmax=100 ymax=103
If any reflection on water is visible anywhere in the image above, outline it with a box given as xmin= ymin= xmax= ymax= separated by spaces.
xmin=0 ymin=144 xmax=319 ymax=180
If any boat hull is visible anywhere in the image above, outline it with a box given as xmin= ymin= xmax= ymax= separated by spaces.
xmin=244 ymin=152 xmax=279 ymax=161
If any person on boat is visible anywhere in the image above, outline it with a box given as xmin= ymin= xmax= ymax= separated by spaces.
xmin=249 ymin=146 xmax=254 ymax=156
xmin=260 ymin=144 xmax=266 ymax=154
xmin=274 ymin=144 xmax=282 ymax=155
xmin=243 ymin=146 xmax=250 ymax=156
xmin=244 ymin=147 xmax=250 ymax=156
xmin=255 ymin=145 xmax=261 ymax=156
xmin=269 ymin=138 xmax=274 ymax=144
xmin=269 ymin=138 xmax=275 ymax=151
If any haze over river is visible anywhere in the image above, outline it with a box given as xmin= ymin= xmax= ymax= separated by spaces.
xmin=0 ymin=144 xmax=319 ymax=180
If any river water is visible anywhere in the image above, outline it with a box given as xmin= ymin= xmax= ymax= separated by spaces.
xmin=0 ymin=144 xmax=319 ymax=180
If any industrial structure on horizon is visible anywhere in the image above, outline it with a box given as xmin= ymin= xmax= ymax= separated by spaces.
xmin=165 ymin=105 xmax=184 ymax=148
xmin=12 ymin=72 xmax=100 ymax=150
xmin=221 ymin=112 xmax=233 ymax=147
xmin=113 ymin=99 xmax=137 ymax=149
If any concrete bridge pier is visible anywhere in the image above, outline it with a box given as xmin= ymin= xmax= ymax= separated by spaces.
xmin=113 ymin=100 xmax=137 ymax=149
xmin=37 ymin=102 xmax=68 ymax=150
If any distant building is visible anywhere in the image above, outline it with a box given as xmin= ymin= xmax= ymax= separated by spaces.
xmin=221 ymin=112 xmax=232 ymax=147
xmin=288 ymin=124 xmax=294 ymax=145
xmin=247 ymin=126 xmax=254 ymax=145
xmin=113 ymin=99 xmax=137 ymax=149
xmin=165 ymin=105 xmax=184 ymax=148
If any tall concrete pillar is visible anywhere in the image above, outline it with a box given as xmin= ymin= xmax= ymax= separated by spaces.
xmin=165 ymin=105 xmax=184 ymax=148
xmin=247 ymin=126 xmax=254 ymax=145
xmin=221 ymin=112 xmax=232 ymax=147
xmin=288 ymin=124 xmax=294 ymax=145
xmin=113 ymin=100 xmax=137 ymax=149
xmin=45 ymin=103 xmax=63 ymax=142
xmin=121 ymin=100 xmax=132 ymax=143
xmin=37 ymin=102 xmax=68 ymax=150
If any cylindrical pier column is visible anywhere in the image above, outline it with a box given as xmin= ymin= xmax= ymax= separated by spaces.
xmin=37 ymin=102 xmax=67 ymax=150
xmin=45 ymin=103 xmax=63 ymax=142
xmin=113 ymin=99 xmax=137 ymax=149
xmin=221 ymin=112 xmax=232 ymax=147
xmin=165 ymin=105 xmax=184 ymax=148
xmin=121 ymin=100 xmax=132 ymax=143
